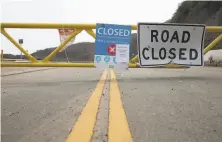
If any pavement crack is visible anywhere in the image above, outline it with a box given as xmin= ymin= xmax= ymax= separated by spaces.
xmin=91 ymin=72 xmax=109 ymax=142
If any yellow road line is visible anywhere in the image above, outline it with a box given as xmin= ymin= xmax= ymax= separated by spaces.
xmin=65 ymin=70 xmax=108 ymax=142
xmin=108 ymin=70 xmax=133 ymax=142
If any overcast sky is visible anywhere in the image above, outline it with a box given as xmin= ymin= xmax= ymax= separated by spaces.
xmin=1 ymin=0 xmax=184 ymax=54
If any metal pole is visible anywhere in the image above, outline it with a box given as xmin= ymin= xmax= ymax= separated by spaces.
xmin=18 ymin=39 xmax=23 ymax=59
xmin=20 ymin=45 xmax=22 ymax=59
xmin=64 ymin=50 xmax=69 ymax=62
xmin=1 ymin=49 xmax=3 ymax=62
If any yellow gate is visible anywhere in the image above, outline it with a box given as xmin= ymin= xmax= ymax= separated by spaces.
xmin=1 ymin=23 xmax=222 ymax=68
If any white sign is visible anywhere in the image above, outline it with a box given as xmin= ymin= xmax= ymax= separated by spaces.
xmin=58 ymin=28 xmax=76 ymax=52
xmin=137 ymin=23 xmax=206 ymax=67
xmin=116 ymin=44 xmax=130 ymax=63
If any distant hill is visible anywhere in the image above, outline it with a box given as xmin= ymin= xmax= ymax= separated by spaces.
xmin=3 ymin=34 xmax=138 ymax=61
xmin=32 ymin=42 xmax=95 ymax=61
xmin=169 ymin=1 xmax=222 ymax=50
xmin=4 ymin=1 xmax=222 ymax=61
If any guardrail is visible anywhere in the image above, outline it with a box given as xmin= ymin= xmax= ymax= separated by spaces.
xmin=1 ymin=23 xmax=222 ymax=68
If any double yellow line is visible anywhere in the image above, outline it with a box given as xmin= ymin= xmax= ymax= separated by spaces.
xmin=65 ymin=70 xmax=133 ymax=142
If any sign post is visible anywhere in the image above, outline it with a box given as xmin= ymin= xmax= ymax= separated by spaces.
xmin=137 ymin=23 xmax=206 ymax=67
xmin=94 ymin=23 xmax=131 ymax=70
xmin=19 ymin=39 xmax=23 ymax=59
xmin=1 ymin=49 xmax=3 ymax=62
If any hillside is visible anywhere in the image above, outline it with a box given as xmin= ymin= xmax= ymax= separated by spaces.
xmin=32 ymin=42 xmax=95 ymax=61
xmin=170 ymin=1 xmax=222 ymax=50
xmin=4 ymin=1 xmax=222 ymax=61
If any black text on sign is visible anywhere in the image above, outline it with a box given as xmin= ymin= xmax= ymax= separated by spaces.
xmin=137 ymin=23 xmax=206 ymax=67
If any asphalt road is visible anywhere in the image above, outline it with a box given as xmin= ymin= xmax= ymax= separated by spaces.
xmin=1 ymin=68 xmax=103 ymax=142
xmin=1 ymin=67 xmax=222 ymax=142
xmin=116 ymin=67 xmax=222 ymax=142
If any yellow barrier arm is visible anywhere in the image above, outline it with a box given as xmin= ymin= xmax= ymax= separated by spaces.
xmin=0 ymin=23 xmax=221 ymax=68
xmin=1 ymin=28 xmax=38 ymax=62
xmin=85 ymin=29 xmax=96 ymax=39
xmin=206 ymin=26 xmax=222 ymax=32
xmin=130 ymin=55 xmax=139 ymax=63
xmin=42 ymin=29 xmax=83 ymax=62
xmin=1 ymin=62 xmax=140 ymax=68
xmin=1 ymin=23 xmax=97 ymax=29
xmin=204 ymin=34 xmax=222 ymax=54
xmin=1 ymin=23 xmax=222 ymax=32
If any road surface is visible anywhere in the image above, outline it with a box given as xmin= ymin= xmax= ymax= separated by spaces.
xmin=1 ymin=67 xmax=222 ymax=142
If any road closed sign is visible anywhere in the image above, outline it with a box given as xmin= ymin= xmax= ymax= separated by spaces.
xmin=137 ymin=23 xmax=206 ymax=67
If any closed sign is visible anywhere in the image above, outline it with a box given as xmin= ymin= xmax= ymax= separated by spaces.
xmin=137 ymin=23 xmax=206 ymax=67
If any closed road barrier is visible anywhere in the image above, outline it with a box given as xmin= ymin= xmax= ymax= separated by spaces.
xmin=0 ymin=23 xmax=221 ymax=68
